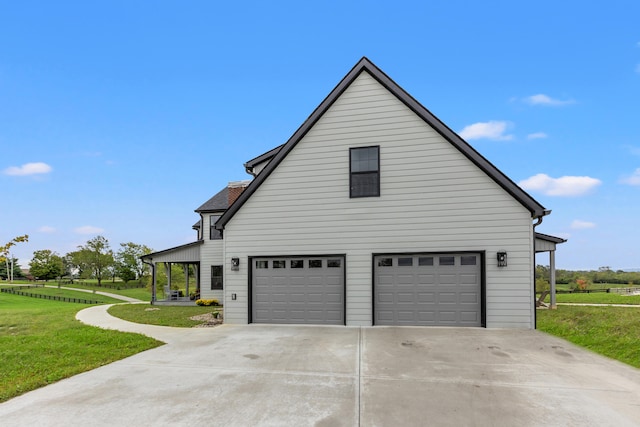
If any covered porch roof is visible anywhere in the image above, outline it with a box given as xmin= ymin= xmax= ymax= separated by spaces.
xmin=141 ymin=241 xmax=202 ymax=264
xmin=535 ymin=232 xmax=567 ymax=253
xmin=534 ymin=232 xmax=567 ymax=310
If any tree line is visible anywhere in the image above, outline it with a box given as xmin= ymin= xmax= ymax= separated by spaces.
xmin=1 ymin=235 xmax=152 ymax=285
xmin=536 ymin=265 xmax=640 ymax=289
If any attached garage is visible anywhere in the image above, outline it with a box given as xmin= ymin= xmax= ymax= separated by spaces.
xmin=374 ymin=253 xmax=484 ymax=327
xmin=250 ymin=256 xmax=345 ymax=325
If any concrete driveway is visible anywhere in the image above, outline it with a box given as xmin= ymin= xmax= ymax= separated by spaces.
xmin=1 ymin=306 xmax=640 ymax=426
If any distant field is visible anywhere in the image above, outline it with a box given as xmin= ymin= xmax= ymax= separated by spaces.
xmin=546 ymin=292 xmax=640 ymax=305
xmin=1 ymin=286 xmax=124 ymax=304
xmin=2 ymin=280 xmax=151 ymax=301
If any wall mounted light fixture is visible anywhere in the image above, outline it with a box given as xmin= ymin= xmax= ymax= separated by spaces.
xmin=497 ymin=251 xmax=508 ymax=267
xmin=231 ymin=257 xmax=240 ymax=271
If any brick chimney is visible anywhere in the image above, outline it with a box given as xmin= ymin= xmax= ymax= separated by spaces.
xmin=228 ymin=180 xmax=251 ymax=206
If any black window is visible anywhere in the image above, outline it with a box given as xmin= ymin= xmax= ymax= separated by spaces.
xmin=461 ymin=256 xmax=477 ymax=266
xmin=350 ymin=146 xmax=380 ymax=198
xmin=210 ymin=215 xmax=222 ymax=240
xmin=418 ymin=257 xmax=434 ymax=266
xmin=291 ymin=260 xmax=304 ymax=268
xmin=378 ymin=258 xmax=393 ymax=267
xmin=327 ymin=259 xmax=341 ymax=268
xmin=398 ymin=257 xmax=413 ymax=267
xmin=273 ymin=260 xmax=286 ymax=268
xmin=309 ymin=260 xmax=323 ymax=268
xmin=439 ymin=256 xmax=455 ymax=266
xmin=211 ymin=265 xmax=223 ymax=290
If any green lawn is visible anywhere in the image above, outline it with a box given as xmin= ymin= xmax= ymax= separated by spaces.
xmin=546 ymin=292 xmax=640 ymax=305
xmin=108 ymin=304 xmax=222 ymax=327
xmin=3 ymin=280 xmax=152 ymax=301
xmin=537 ymin=305 xmax=640 ymax=368
xmin=1 ymin=286 xmax=124 ymax=304
xmin=0 ymin=293 xmax=162 ymax=403
xmin=61 ymin=283 xmax=151 ymax=301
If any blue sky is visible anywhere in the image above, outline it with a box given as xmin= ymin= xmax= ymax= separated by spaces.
xmin=1 ymin=1 xmax=639 ymax=270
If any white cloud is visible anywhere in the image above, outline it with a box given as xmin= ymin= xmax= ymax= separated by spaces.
xmin=38 ymin=226 xmax=57 ymax=233
xmin=74 ymin=225 xmax=105 ymax=235
xmin=519 ymin=173 xmax=602 ymax=196
xmin=3 ymin=162 xmax=52 ymax=176
xmin=571 ymin=220 xmax=596 ymax=229
xmin=527 ymin=132 xmax=548 ymax=140
xmin=459 ymin=121 xmax=513 ymax=141
xmin=620 ymin=168 xmax=640 ymax=186
xmin=524 ymin=94 xmax=575 ymax=106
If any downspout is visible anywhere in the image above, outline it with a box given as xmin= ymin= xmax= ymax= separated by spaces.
xmin=532 ymin=210 xmax=551 ymax=328
xmin=142 ymin=258 xmax=155 ymax=304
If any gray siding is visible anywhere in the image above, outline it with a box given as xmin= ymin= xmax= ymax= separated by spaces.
xmin=199 ymin=214 xmax=224 ymax=301
xmin=221 ymin=71 xmax=534 ymax=328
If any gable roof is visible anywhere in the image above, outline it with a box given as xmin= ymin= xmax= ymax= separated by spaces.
xmin=244 ymin=144 xmax=285 ymax=174
xmin=195 ymin=187 xmax=229 ymax=213
xmin=217 ymin=57 xmax=548 ymax=229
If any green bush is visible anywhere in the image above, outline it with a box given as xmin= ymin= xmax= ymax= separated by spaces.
xmin=195 ymin=298 xmax=219 ymax=306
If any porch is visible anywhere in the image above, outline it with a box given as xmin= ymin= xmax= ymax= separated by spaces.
xmin=141 ymin=241 xmax=203 ymax=306
xmin=535 ymin=232 xmax=568 ymax=309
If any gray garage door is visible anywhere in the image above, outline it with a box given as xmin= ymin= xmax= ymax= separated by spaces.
xmin=374 ymin=253 xmax=482 ymax=326
xmin=252 ymin=256 xmax=345 ymax=325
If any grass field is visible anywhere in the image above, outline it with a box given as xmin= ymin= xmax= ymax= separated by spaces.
xmin=1 ymin=286 xmax=125 ymax=304
xmin=0 ymin=292 xmax=162 ymax=403
xmin=546 ymin=292 xmax=640 ymax=305
xmin=537 ymin=305 xmax=640 ymax=368
xmin=108 ymin=304 xmax=223 ymax=327
xmin=3 ymin=280 xmax=152 ymax=301
xmin=61 ymin=283 xmax=151 ymax=301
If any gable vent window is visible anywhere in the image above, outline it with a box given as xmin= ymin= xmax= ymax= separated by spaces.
xmin=350 ymin=146 xmax=380 ymax=198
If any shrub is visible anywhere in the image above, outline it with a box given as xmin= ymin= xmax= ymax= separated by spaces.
xmin=195 ymin=299 xmax=219 ymax=306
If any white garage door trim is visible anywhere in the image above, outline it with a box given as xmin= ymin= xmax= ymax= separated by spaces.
xmin=249 ymin=255 xmax=346 ymax=325
xmin=373 ymin=252 xmax=485 ymax=327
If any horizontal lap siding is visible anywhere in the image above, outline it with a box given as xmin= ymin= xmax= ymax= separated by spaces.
xmin=199 ymin=215 xmax=224 ymax=301
xmin=223 ymin=72 xmax=534 ymax=328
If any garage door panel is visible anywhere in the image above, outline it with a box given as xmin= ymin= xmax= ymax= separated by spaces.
xmin=417 ymin=274 xmax=435 ymax=284
xmin=252 ymin=256 xmax=345 ymax=325
xmin=417 ymin=292 xmax=436 ymax=303
xmin=375 ymin=253 xmax=482 ymax=327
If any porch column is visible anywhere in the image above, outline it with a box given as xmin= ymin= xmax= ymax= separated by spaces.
xmin=151 ymin=262 xmax=157 ymax=303
xmin=166 ymin=262 xmax=172 ymax=292
xmin=194 ymin=264 xmax=200 ymax=293
xmin=184 ymin=264 xmax=189 ymax=298
xmin=550 ymin=250 xmax=557 ymax=309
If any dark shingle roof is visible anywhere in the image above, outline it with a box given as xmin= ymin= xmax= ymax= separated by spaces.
xmin=195 ymin=187 xmax=228 ymax=213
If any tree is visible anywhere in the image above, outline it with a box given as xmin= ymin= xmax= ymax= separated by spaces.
xmin=0 ymin=257 xmax=25 ymax=280
xmin=29 ymin=250 xmax=65 ymax=281
xmin=115 ymin=242 xmax=152 ymax=283
xmin=70 ymin=236 xmax=114 ymax=286
xmin=0 ymin=234 xmax=29 ymax=282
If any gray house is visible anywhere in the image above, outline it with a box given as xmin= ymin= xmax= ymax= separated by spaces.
xmin=143 ymin=57 xmax=563 ymax=329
